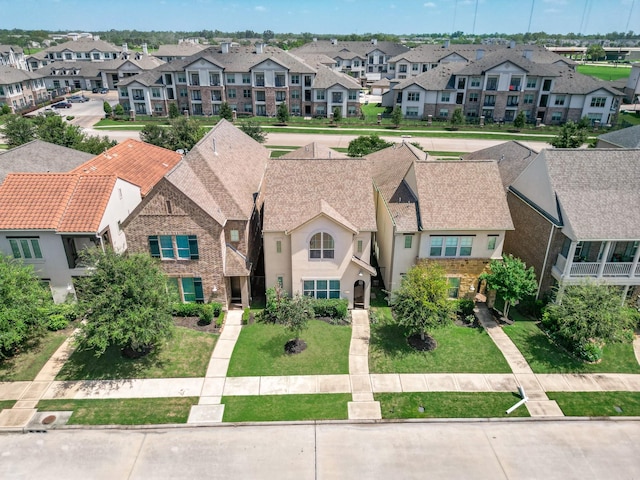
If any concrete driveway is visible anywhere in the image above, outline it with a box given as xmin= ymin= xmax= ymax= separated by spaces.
xmin=1 ymin=420 xmax=639 ymax=479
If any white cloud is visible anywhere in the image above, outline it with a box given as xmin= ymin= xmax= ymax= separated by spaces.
xmin=255 ymin=5 xmax=266 ymax=12
xmin=544 ymin=8 xmax=561 ymax=14
xmin=424 ymin=2 xmax=436 ymax=7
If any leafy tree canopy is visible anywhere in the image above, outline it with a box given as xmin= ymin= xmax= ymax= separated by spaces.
xmin=140 ymin=117 xmax=205 ymax=152
xmin=240 ymin=121 xmax=266 ymax=143
xmin=277 ymin=102 xmax=290 ymax=124
xmin=551 ymin=120 xmax=588 ymax=148
xmin=391 ymin=106 xmax=402 ymax=127
xmin=74 ymin=249 xmax=174 ymax=357
xmin=219 ymin=102 xmax=234 ymax=122
xmin=480 ymin=255 xmax=537 ymax=318
xmin=347 ymin=134 xmax=393 ymax=157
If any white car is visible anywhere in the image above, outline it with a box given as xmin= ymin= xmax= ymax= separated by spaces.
xmin=68 ymin=95 xmax=89 ymax=103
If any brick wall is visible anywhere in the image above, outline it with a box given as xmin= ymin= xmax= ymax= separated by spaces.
xmin=422 ymin=257 xmax=491 ymax=300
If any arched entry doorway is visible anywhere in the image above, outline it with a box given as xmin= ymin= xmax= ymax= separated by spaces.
xmin=353 ymin=280 xmax=365 ymax=309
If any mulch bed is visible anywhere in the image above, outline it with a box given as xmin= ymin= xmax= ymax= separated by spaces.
xmin=285 ymin=338 xmax=307 ymax=354
xmin=407 ymin=333 xmax=437 ymax=351
xmin=173 ymin=316 xmax=221 ymax=333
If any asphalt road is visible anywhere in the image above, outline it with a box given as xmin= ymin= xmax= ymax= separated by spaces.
xmin=1 ymin=420 xmax=639 ymax=479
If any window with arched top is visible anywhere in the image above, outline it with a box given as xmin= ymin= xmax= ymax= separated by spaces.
xmin=309 ymin=232 xmax=334 ymax=259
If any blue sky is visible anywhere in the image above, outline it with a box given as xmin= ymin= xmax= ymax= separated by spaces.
xmin=2 ymin=0 xmax=638 ymax=35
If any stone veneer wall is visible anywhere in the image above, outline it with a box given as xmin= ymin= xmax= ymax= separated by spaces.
xmin=422 ymin=257 xmax=492 ymax=300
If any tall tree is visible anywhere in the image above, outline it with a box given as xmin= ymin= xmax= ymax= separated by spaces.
xmin=389 ymin=263 xmax=455 ymax=342
xmin=240 ymin=121 xmax=266 ymax=143
xmin=347 ymin=134 xmax=393 ymax=157
xmin=332 ymin=106 xmax=342 ymax=124
xmin=166 ymin=117 xmax=206 ymax=151
xmin=513 ymin=110 xmax=526 ymax=129
xmin=551 ymin=120 xmax=588 ymax=148
xmin=0 ymin=115 xmax=36 ymax=147
xmin=219 ymin=102 xmax=233 ymax=121
xmin=450 ymin=108 xmax=464 ymax=129
xmin=0 ymin=255 xmax=52 ymax=358
xmin=140 ymin=123 xmax=168 ymax=148
xmin=480 ymin=255 xmax=537 ymax=319
xmin=74 ymin=249 xmax=174 ymax=357
xmin=391 ymin=106 xmax=403 ymax=128
xmin=276 ymin=102 xmax=290 ymax=124
xmin=586 ymin=44 xmax=606 ymax=61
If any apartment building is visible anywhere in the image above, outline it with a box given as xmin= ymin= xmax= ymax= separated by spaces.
xmin=0 ymin=45 xmax=28 ymax=70
xmin=0 ymin=66 xmax=48 ymax=113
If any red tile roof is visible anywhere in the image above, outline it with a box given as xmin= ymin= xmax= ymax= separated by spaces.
xmin=71 ymin=139 xmax=181 ymax=196
xmin=0 ymin=173 xmax=118 ymax=233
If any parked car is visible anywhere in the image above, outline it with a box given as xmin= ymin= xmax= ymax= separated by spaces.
xmin=92 ymin=87 xmax=100 ymax=93
xmin=51 ymin=101 xmax=72 ymax=109
xmin=68 ymin=95 xmax=89 ymax=103
xmin=99 ymin=88 xmax=109 ymax=94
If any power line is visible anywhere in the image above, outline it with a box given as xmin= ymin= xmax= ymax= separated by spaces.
xmin=625 ymin=0 xmax=636 ymax=33
xmin=527 ymin=0 xmax=535 ymax=33
xmin=472 ymin=0 xmax=479 ymax=35
xmin=452 ymin=0 xmax=458 ymax=34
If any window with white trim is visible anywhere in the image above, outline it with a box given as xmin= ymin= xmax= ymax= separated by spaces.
xmin=303 ymin=279 xmax=340 ymax=299
xmin=407 ymin=92 xmax=420 ymax=102
xmin=487 ymin=236 xmax=497 ymax=250
xmin=149 ymin=235 xmax=199 ymax=260
xmin=309 ymin=232 xmax=334 ymax=259
xmin=404 ymin=235 xmax=413 ymax=248
xmin=447 ymin=278 xmax=460 ymax=298
xmin=590 ymin=97 xmax=606 ymax=107
xmin=8 ymin=237 xmax=43 ymax=260
xmin=440 ymin=92 xmax=450 ymax=102
xmin=429 ymin=236 xmax=473 ymax=257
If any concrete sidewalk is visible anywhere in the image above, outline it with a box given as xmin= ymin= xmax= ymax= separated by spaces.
xmin=348 ymin=310 xmax=381 ymax=420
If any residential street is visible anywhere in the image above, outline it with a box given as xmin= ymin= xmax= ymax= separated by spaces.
xmin=1 ymin=420 xmax=639 ymax=479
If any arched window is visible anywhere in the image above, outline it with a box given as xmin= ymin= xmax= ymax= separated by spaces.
xmin=309 ymin=232 xmax=334 ymax=259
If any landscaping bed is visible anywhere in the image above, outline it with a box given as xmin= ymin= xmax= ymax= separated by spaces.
xmin=222 ymin=394 xmax=350 ymax=422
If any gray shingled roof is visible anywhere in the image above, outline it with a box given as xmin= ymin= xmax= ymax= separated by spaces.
xmin=0 ymin=45 xmax=23 ymax=54
xmin=292 ymin=40 xmax=409 ymax=59
xmin=171 ymin=119 xmax=269 ymax=222
xmin=154 ymin=43 xmax=207 ymax=57
xmin=45 ymin=38 xmax=120 ymax=53
xmin=193 ymin=45 xmax=316 ymax=74
xmin=551 ymin=67 xmax=621 ymax=96
xmin=597 ymin=125 xmax=640 ymax=148
xmin=539 ymin=149 xmax=640 ymax=240
xmin=280 ymin=143 xmax=347 ymax=159
xmin=310 ymin=64 xmax=361 ymax=90
xmin=0 ymin=65 xmax=45 ymax=84
xmin=393 ymin=62 xmax=467 ymax=91
xmin=462 ymin=141 xmax=538 ymax=189
xmin=415 ymin=161 xmax=514 ymax=231
xmin=0 ymin=140 xmax=93 ymax=183
xmin=263 ymin=158 xmax=377 ymax=233
xmin=456 ymin=50 xmax=559 ymax=77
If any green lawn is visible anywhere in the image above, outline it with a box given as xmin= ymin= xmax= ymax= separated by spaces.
xmin=222 ymin=394 xmax=350 ymax=422
xmin=503 ymin=320 xmax=640 ymax=374
xmin=227 ymin=320 xmax=351 ymax=376
xmin=619 ymin=111 xmax=640 ymax=127
xmin=376 ymin=392 xmax=530 ymax=419
xmin=547 ymin=392 xmax=640 ymax=417
xmin=56 ymin=327 xmax=217 ymax=380
xmin=0 ymin=329 xmax=70 ymax=381
xmin=0 ymin=400 xmax=16 ymax=410
xmin=37 ymin=397 xmax=198 ymax=425
xmin=368 ymin=310 xmax=511 ymax=374
xmin=577 ymin=64 xmax=632 ymax=81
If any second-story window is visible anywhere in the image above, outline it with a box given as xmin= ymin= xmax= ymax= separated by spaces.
xmin=309 ymin=232 xmax=334 ymax=259
xmin=149 ymin=235 xmax=199 ymax=260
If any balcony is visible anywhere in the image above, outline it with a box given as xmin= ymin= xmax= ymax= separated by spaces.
xmin=553 ymin=252 xmax=640 ymax=279
xmin=509 ymin=85 xmax=521 ymax=92
xmin=256 ymin=80 xmax=265 ymax=87
xmin=483 ymin=101 xmax=495 ymax=107
xmin=132 ymin=95 xmax=144 ymax=100
xmin=506 ymin=100 xmax=519 ymax=107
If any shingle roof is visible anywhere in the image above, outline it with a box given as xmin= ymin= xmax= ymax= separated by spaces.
xmin=310 ymin=64 xmax=361 ymax=90
xmin=0 ymin=140 xmax=93 ymax=184
xmin=193 ymin=45 xmax=316 ymax=74
xmin=263 ymin=158 xmax=377 ymax=233
xmin=154 ymin=43 xmax=208 ymax=57
xmin=71 ymin=140 xmax=181 ymax=196
xmin=537 ymin=149 xmax=640 ymax=240
xmin=168 ymin=119 xmax=269 ymax=221
xmin=393 ymin=62 xmax=467 ymax=91
xmin=292 ymin=40 xmax=409 ymax=59
xmin=280 ymin=143 xmax=347 ymax=159
xmin=0 ymin=173 xmax=117 ymax=232
xmin=225 ymin=245 xmax=251 ymax=276
xmin=44 ymin=38 xmax=120 ymax=53
xmin=415 ymin=161 xmax=514 ymax=231
xmin=456 ymin=50 xmax=559 ymax=77
xmin=551 ymin=67 xmax=622 ymax=96
xmin=0 ymin=65 xmax=45 ymax=84
xmin=462 ymin=141 xmax=538 ymax=189
xmin=597 ymin=125 xmax=640 ymax=148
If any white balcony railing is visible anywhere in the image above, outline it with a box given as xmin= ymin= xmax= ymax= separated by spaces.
xmin=570 ymin=262 xmax=599 ymax=276
xmin=554 ymin=253 xmax=639 ymax=278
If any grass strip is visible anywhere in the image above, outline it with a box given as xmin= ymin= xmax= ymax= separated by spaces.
xmin=0 ymin=329 xmax=69 ymax=381
xmin=0 ymin=400 xmax=16 ymax=410
xmin=547 ymin=392 xmax=640 ymax=416
xmin=222 ymin=394 xmax=350 ymax=422
xmin=227 ymin=320 xmax=351 ymax=376
xmin=502 ymin=320 xmax=640 ymax=374
xmin=376 ymin=392 xmax=530 ymax=418
xmin=36 ymin=397 xmax=199 ymax=425
xmin=56 ymin=327 xmax=217 ymax=380
xmin=368 ymin=313 xmax=511 ymax=374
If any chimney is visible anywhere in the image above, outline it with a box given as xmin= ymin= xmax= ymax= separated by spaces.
xmin=122 ymin=43 xmax=128 ymax=52
xmin=509 ymin=40 xmax=516 ymax=49
xmin=371 ymin=38 xmax=378 ymax=45
xmin=523 ymin=49 xmax=533 ymax=60
xmin=331 ymin=38 xmax=338 ymax=45
xmin=256 ymin=43 xmax=265 ymax=54
xmin=476 ymin=48 xmax=485 ymax=60
xmin=221 ymin=42 xmax=230 ymax=54
xmin=444 ymin=39 xmax=450 ymax=48
xmin=142 ymin=43 xmax=148 ymax=55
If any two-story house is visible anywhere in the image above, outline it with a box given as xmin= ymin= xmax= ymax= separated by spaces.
xmin=262 ymin=144 xmax=377 ymax=308
xmin=370 ymin=142 xmax=514 ymax=298
xmin=505 ymin=148 xmax=640 ymax=303
xmin=123 ymin=119 xmax=269 ymax=308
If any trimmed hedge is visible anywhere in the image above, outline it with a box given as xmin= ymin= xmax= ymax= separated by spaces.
xmin=309 ymin=298 xmax=348 ymax=320
xmin=172 ymin=302 xmax=222 ymax=324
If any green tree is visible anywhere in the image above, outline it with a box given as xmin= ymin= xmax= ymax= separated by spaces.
xmin=276 ymin=102 xmax=290 ymax=124
xmin=450 ymin=108 xmax=464 ymax=129
xmin=480 ymin=255 xmax=537 ymax=319
xmin=103 ymin=101 xmax=112 ymax=118
xmin=391 ymin=106 xmax=403 ymax=128
xmin=168 ymin=103 xmax=180 ymax=119
xmin=347 ymin=134 xmax=393 ymax=157
xmin=219 ymin=102 xmax=233 ymax=121
xmin=513 ymin=110 xmax=526 ymax=129
xmin=586 ymin=44 xmax=606 ymax=61
xmin=113 ymin=103 xmax=125 ymax=119
xmin=240 ymin=121 xmax=266 ymax=143
xmin=389 ymin=263 xmax=455 ymax=342
xmin=166 ymin=117 xmax=206 ymax=151
xmin=140 ymin=123 xmax=168 ymax=148
xmin=0 ymin=115 xmax=36 ymax=147
xmin=75 ymin=134 xmax=117 ymax=155
xmin=332 ymin=106 xmax=342 ymax=124
xmin=33 ymin=114 xmax=84 ymax=148
xmin=0 ymin=255 xmax=52 ymax=358
xmin=543 ymin=282 xmax=636 ymax=361
xmin=551 ymin=120 xmax=588 ymax=148
xmin=0 ymin=104 xmax=11 ymax=115
xmin=280 ymin=294 xmax=313 ymax=343
xmin=74 ymin=249 xmax=174 ymax=357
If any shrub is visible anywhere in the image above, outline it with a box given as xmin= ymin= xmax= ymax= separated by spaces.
xmin=199 ymin=304 xmax=214 ymax=325
xmin=575 ymin=340 xmax=603 ymax=363
xmin=262 ymin=287 xmax=287 ymax=323
xmin=310 ymin=298 xmax=348 ymax=320
xmin=242 ymin=307 xmax=250 ymax=325
xmin=172 ymin=303 xmax=201 ymax=317
xmin=454 ymin=298 xmax=475 ymax=317
xmin=216 ymin=311 xmax=225 ymax=328
xmin=171 ymin=302 xmax=222 ymax=322
xmin=518 ymin=295 xmax=547 ymax=319
xmin=47 ymin=314 xmax=69 ymax=331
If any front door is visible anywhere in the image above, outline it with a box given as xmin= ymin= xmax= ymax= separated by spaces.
xmin=230 ymin=276 xmax=242 ymax=305
xmin=354 ymin=280 xmax=365 ymax=309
